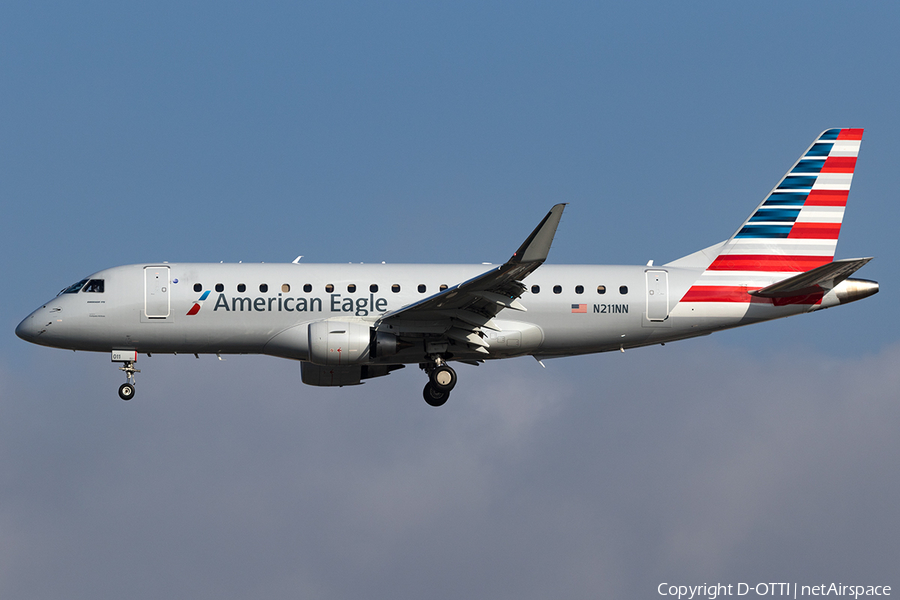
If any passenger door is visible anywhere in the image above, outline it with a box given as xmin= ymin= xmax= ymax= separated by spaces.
xmin=144 ymin=266 xmax=170 ymax=319
xmin=645 ymin=269 xmax=669 ymax=322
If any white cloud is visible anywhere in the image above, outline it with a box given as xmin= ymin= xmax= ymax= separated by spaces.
xmin=2 ymin=341 xmax=898 ymax=599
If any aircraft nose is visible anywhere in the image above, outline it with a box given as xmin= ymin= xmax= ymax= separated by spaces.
xmin=15 ymin=314 xmax=37 ymax=342
xmin=15 ymin=309 xmax=47 ymax=343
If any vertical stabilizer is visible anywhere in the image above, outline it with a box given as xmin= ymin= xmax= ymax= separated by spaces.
xmin=677 ymin=129 xmax=863 ymax=304
xmin=714 ymin=128 xmax=862 ymax=271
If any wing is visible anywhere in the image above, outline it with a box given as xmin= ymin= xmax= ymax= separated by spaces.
xmin=375 ymin=204 xmax=566 ymax=355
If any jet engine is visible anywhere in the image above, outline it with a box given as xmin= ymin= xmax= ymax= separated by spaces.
xmin=307 ymin=320 xmax=398 ymax=366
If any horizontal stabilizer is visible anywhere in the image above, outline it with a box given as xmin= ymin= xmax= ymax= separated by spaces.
xmin=749 ymin=257 xmax=873 ymax=298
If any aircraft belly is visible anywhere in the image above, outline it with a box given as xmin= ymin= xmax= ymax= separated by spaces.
xmin=668 ymin=301 xmax=813 ymax=331
xmin=263 ymin=323 xmax=310 ymax=360
xmin=532 ymin=312 xmax=651 ymax=354
xmin=669 ymin=301 xmax=753 ymax=320
xmin=108 ymin=312 xmax=285 ymax=354
xmin=187 ymin=317 xmax=283 ymax=354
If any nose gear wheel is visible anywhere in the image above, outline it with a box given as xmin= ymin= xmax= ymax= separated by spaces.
xmin=117 ymin=360 xmax=140 ymax=401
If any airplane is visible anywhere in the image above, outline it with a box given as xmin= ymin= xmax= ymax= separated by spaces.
xmin=16 ymin=129 xmax=878 ymax=406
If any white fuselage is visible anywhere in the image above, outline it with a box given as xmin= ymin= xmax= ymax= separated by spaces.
xmin=16 ymin=261 xmax=848 ymax=363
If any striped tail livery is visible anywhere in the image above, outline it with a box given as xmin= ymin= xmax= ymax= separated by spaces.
xmin=673 ymin=128 xmax=875 ymax=315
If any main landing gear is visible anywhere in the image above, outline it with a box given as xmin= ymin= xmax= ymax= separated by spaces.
xmin=422 ymin=359 xmax=457 ymax=407
xmin=117 ymin=360 xmax=140 ymax=401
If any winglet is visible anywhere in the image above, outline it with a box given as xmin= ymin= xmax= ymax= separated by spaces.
xmin=509 ymin=203 xmax=566 ymax=264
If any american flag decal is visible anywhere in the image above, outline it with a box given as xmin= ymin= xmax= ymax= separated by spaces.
xmin=571 ymin=304 xmax=587 ymax=313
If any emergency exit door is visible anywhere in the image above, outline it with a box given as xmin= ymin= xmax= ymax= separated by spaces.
xmin=144 ymin=266 xmax=170 ymax=319
xmin=645 ymin=269 xmax=669 ymax=322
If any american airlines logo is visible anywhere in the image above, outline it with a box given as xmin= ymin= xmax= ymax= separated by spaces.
xmin=186 ymin=291 xmax=211 ymax=315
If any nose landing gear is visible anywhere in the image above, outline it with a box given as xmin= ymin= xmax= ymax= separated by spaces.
xmin=118 ymin=361 xmax=140 ymax=400
xmin=422 ymin=359 xmax=457 ymax=407
xmin=111 ymin=351 xmax=141 ymax=400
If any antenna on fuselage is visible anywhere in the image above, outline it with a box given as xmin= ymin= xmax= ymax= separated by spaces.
xmin=292 ymin=256 xmax=303 ymax=264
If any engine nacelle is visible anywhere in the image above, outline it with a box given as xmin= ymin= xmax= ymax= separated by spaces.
xmin=307 ymin=321 xmax=399 ymax=366
xmin=308 ymin=320 xmax=370 ymax=366
xmin=300 ymin=363 xmax=404 ymax=387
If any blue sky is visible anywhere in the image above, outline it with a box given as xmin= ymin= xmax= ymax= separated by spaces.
xmin=2 ymin=2 xmax=899 ymax=598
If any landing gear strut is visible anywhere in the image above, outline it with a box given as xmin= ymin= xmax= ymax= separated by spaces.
xmin=421 ymin=358 xmax=457 ymax=407
xmin=118 ymin=361 xmax=140 ymax=401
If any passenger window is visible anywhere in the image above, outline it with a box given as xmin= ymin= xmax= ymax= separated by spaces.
xmin=348 ymin=284 xmax=356 ymax=293
xmin=194 ymin=283 xmax=202 ymax=293
xmin=531 ymin=285 xmax=540 ymax=294
xmin=282 ymin=284 xmax=291 ymax=293
xmin=237 ymin=283 xmax=246 ymax=293
xmin=325 ymin=284 xmax=334 ymax=293
xmin=60 ymin=279 xmax=89 ymax=295
xmin=259 ymin=284 xmax=268 ymax=293
xmin=553 ymin=285 xmax=562 ymax=294
xmin=215 ymin=283 xmax=224 ymax=292
xmin=619 ymin=285 xmax=628 ymax=294
xmin=83 ymin=279 xmax=104 ymax=293
xmin=439 ymin=284 xmax=448 ymax=291
xmin=418 ymin=284 xmax=426 ymax=293
xmin=392 ymin=284 xmax=400 ymax=293
xmin=370 ymin=284 xmax=378 ymax=293
xmin=303 ymin=284 xmax=312 ymax=293
xmin=575 ymin=285 xmax=584 ymax=294
xmin=597 ymin=285 xmax=606 ymax=295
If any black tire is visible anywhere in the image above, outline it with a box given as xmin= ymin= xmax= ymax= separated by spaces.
xmin=423 ymin=382 xmax=449 ymax=407
xmin=118 ymin=383 xmax=135 ymax=401
xmin=429 ymin=365 xmax=457 ymax=393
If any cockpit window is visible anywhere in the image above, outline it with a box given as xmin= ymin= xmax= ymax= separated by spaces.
xmin=59 ymin=279 xmax=89 ymax=295
xmin=83 ymin=279 xmax=104 ymax=293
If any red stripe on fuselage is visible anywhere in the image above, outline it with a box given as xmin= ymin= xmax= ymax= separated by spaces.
xmin=680 ymin=286 xmax=766 ymax=303
xmin=187 ymin=304 xmax=201 ymax=316
xmin=679 ymin=286 xmax=823 ymax=305
xmin=707 ymin=255 xmax=832 ymax=272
